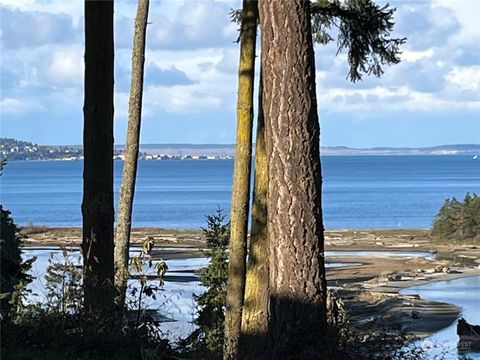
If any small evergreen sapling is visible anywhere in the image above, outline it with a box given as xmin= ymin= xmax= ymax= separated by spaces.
xmin=184 ymin=209 xmax=230 ymax=359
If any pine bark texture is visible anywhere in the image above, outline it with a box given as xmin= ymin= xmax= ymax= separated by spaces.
xmin=223 ymin=0 xmax=258 ymax=359
xmin=114 ymin=0 xmax=150 ymax=309
xmin=258 ymin=0 xmax=328 ymax=357
xmin=239 ymin=71 xmax=269 ymax=360
xmin=82 ymin=0 xmax=115 ymax=313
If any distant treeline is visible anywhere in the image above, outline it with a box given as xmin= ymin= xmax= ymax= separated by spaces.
xmin=0 ymin=138 xmax=83 ymax=161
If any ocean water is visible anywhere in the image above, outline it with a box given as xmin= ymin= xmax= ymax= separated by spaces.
xmin=1 ymin=156 xmax=479 ymax=229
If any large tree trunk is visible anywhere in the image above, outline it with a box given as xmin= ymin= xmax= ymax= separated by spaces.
xmin=114 ymin=0 xmax=150 ymax=310
xmin=239 ymin=70 xmax=269 ymax=360
xmin=82 ymin=0 xmax=115 ymax=313
xmin=258 ymin=0 xmax=328 ymax=358
xmin=223 ymin=0 xmax=258 ymax=359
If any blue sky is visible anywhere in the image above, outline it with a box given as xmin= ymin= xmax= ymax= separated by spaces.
xmin=0 ymin=0 xmax=479 ymax=147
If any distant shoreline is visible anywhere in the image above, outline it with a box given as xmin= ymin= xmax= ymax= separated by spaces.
xmin=3 ymin=153 xmax=479 ymax=162
xmin=2 ymin=137 xmax=479 ymax=160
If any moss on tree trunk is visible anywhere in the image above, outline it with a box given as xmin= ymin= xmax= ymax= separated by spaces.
xmin=224 ymin=0 xmax=258 ymax=359
xmin=239 ymin=70 xmax=270 ymax=359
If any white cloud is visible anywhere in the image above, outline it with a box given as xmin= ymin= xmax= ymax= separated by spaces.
xmin=0 ymin=97 xmax=46 ymax=115
xmin=0 ymin=0 xmax=83 ymax=26
xmin=47 ymin=45 xmax=83 ymax=87
xmin=0 ymin=7 xmax=78 ymax=49
xmin=434 ymin=0 xmax=480 ymax=40
xmin=144 ymin=0 xmax=238 ymax=50
xmin=146 ymin=48 xmax=227 ymax=82
xmin=445 ymin=66 xmax=480 ymax=92
xmin=145 ymin=84 xmax=223 ymax=114
xmin=401 ymin=49 xmax=434 ymax=62
xmin=312 ymin=0 xmax=479 ymax=115
xmin=317 ymin=84 xmax=480 ymax=113
xmin=0 ymin=98 xmax=27 ymax=115
xmin=1 ymin=0 xmax=478 ymax=145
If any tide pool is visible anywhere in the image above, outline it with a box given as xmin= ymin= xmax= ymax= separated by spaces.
xmin=401 ymin=276 xmax=480 ymax=359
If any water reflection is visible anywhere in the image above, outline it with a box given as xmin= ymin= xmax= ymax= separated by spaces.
xmin=401 ymin=276 xmax=480 ymax=359
xmin=22 ymin=247 xmax=437 ymax=341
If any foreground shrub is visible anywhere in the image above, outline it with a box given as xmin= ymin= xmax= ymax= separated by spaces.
xmin=0 ymin=207 xmax=35 ymax=318
xmin=1 ymin=306 xmax=174 ymax=360
xmin=1 ymin=238 xmax=172 ymax=360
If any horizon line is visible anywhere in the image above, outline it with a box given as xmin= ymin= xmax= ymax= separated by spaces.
xmin=1 ymin=138 xmax=479 ymax=149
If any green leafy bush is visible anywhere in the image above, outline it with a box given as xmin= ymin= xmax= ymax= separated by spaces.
xmin=432 ymin=193 xmax=480 ymax=243
xmin=44 ymin=249 xmax=83 ymax=314
xmin=126 ymin=236 xmax=168 ymax=330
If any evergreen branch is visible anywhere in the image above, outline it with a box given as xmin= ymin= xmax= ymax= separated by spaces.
xmin=311 ymin=0 xmax=406 ymax=82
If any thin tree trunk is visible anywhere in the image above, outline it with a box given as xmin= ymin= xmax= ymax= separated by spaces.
xmin=239 ymin=70 xmax=269 ymax=360
xmin=224 ymin=0 xmax=258 ymax=359
xmin=114 ymin=0 xmax=150 ymax=310
xmin=82 ymin=0 xmax=115 ymax=314
xmin=259 ymin=0 xmax=328 ymax=358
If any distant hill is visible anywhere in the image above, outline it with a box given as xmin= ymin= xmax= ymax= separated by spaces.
xmin=321 ymin=144 xmax=480 ymax=156
xmin=1 ymin=138 xmax=479 ymax=159
xmin=131 ymin=143 xmax=480 ymax=156
xmin=135 ymin=144 xmax=236 ymax=157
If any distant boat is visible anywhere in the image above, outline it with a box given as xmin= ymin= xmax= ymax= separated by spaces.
xmin=473 ymin=155 xmax=478 ymax=160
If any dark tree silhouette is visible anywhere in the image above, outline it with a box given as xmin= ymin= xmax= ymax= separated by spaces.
xmin=82 ymin=0 xmax=115 ymax=313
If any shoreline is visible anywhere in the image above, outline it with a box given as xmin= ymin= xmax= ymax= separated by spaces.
xmin=3 ymin=152 xmax=478 ymax=162
xmin=20 ymin=226 xmax=434 ymax=247
xmin=20 ymin=225 xmax=480 ymax=340
xmin=342 ymin=270 xmax=480 ymax=337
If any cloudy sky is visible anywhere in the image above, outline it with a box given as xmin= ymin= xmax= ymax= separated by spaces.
xmin=0 ymin=0 xmax=479 ymax=147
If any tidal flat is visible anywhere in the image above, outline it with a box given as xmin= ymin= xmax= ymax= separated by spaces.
xmin=21 ymin=226 xmax=480 ymax=345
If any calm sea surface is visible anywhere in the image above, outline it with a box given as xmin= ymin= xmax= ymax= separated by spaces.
xmin=1 ymin=156 xmax=479 ymax=229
